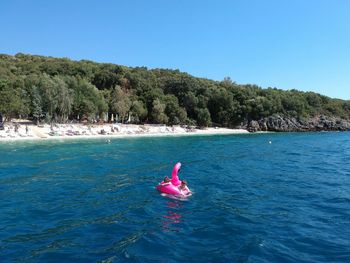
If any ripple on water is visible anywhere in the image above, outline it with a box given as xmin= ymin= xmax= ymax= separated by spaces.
xmin=1 ymin=133 xmax=350 ymax=262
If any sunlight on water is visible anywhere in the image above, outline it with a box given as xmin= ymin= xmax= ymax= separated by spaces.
xmin=0 ymin=133 xmax=350 ymax=262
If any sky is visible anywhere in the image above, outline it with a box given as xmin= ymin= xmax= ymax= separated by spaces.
xmin=1 ymin=0 xmax=350 ymax=99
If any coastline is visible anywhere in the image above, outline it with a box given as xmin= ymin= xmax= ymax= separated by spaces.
xmin=0 ymin=121 xmax=250 ymax=142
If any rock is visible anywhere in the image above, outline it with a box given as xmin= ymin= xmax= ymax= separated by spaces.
xmin=246 ymin=115 xmax=350 ymax=132
xmin=248 ymin=120 xmax=260 ymax=132
xmin=258 ymin=119 xmax=268 ymax=131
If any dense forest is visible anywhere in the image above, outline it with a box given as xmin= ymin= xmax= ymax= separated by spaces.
xmin=1 ymin=53 xmax=350 ymax=128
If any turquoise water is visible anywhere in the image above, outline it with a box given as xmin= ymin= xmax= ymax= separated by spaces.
xmin=0 ymin=133 xmax=350 ymax=262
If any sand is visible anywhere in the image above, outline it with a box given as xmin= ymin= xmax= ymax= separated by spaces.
xmin=0 ymin=120 xmax=249 ymax=142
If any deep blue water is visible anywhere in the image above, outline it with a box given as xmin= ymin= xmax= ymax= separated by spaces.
xmin=0 ymin=132 xmax=350 ymax=262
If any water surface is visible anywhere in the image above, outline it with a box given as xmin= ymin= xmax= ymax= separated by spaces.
xmin=0 ymin=133 xmax=349 ymax=262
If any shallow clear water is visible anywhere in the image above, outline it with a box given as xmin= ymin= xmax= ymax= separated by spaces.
xmin=0 ymin=133 xmax=350 ymax=262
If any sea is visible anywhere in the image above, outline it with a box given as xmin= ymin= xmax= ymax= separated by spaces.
xmin=0 ymin=132 xmax=349 ymax=262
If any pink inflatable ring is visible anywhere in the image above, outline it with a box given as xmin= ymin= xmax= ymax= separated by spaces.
xmin=156 ymin=162 xmax=191 ymax=196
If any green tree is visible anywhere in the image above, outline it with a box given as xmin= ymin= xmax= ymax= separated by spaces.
xmin=53 ymin=76 xmax=73 ymax=122
xmin=208 ymin=89 xmax=241 ymax=126
xmin=1 ymin=53 xmax=350 ymax=129
xmin=151 ymin=99 xmax=168 ymax=124
xmin=68 ymin=77 xmax=107 ymax=120
xmin=111 ymin=86 xmax=132 ymax=123
xmin=30 ymin=85 xmax=44 ymax=124
xmin=131 ymin=100 xmax=148 ymax=123
xmin=39 ymin=73 xmax=57 ymax=121
xmin=182 ymin=91 xmax=198 ymax=119
xmin=196 ymin=108 xmax=211 ymax=127
xmin=0 ymin=79 xmax=23 ymax=121
xmin=164 ymin=95 xmax=187 ymax=124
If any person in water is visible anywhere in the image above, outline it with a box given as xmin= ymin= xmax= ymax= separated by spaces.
xmin=178 ymin=180 xmax=191 ymax=195
xmin=162 ymin=176 xmax=171 ymax=185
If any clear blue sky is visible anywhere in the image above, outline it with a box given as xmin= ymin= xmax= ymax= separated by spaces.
xmin=1 ymin=0 xmax=350 ymax=99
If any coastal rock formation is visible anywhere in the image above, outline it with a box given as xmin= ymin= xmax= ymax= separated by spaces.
xmin=244 ymin=115 xmax=350 ymax=132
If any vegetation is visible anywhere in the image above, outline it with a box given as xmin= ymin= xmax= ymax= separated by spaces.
xmin=0 ymin=53 xmax=349 ymax=126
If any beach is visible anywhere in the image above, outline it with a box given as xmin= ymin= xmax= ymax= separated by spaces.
xmin=0 ymin=120 xmax=249 ymax=141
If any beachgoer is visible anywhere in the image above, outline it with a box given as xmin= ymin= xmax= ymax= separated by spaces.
xmin=25 ymin=125 xmax=29 ymax=134
xmin=178 ymin=180 xmax=191 ymax=195
xmin=162 ymin=176 xmax=171 ymax=185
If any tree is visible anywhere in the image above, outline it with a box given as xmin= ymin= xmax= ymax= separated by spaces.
xmin=182 ymin=92 xmax=198 ymax=119
xmin=1 ymin=53 xmax=350 ymax=128
xmin=208 ymin=88 xmax=241 ymax=126
xmin=164 ymin=95 xmax=187 ymax=124
xmin=110 ymin=86 xmax=132 ymax=123
xmin=151 ymin=99 xmax=168 ymax=124
xmin=131 ymin=100 xmax=148 ymax=123
xmin=53 ymin=76 xmax=73 ymax=122
xmin=39 ymin=73 xmax=57 ymax=121
xmin=196 ymin=108 xmax=211 ymax=127
xmin=69 ymin=77 xmax=107 ymax=120
xmin=30 ymin=85 xmax=44 ymax=124
xmin=281 ymin=92 xmax=308 ymax=117
xmin=0 ymin=79 xmax=23 ymax=121
xmin=92 ymin=67 xmax=120 ymax=89
xmin=220 ymin=76 xmax=236 ymax=88
xmin=143 ymin=88 xmax=165 ymax=118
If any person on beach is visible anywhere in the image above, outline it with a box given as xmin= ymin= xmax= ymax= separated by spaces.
xmin=178 ymin=180 xmax=191 ymax=195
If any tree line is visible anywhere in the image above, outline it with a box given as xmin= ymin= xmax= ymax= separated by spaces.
xmin=1 ymin=53 xmax=349 ymax=126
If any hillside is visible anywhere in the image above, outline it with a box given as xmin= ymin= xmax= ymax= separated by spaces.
xmin=1 ymin=53 xmax=350 ymax=131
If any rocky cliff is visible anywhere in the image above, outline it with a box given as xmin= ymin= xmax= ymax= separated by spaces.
xmin=242 ymin=115 xmax=350 ymax=132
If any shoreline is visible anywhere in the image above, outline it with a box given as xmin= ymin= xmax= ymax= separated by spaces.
xmin=0 ymin=121 xmax=250 ymax=142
